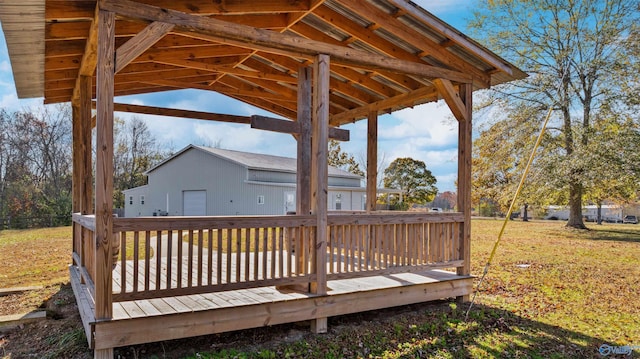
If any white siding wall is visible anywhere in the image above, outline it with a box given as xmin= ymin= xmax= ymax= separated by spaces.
xmin=148 ymin=148 xmax=244 ymax=216
xmin=124 ymin=147 xmax=366 ymax=217
xmin=352 ymin=192 xmax=365 ymax=211
xmin=123 ymin=186 xmax=150 ymax=217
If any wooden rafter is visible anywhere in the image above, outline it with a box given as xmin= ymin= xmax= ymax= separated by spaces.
xmin=154 ymin=58 xmax=297 ymax=84
xmin=288 ymin=22 xmax=422 ymax=93
xmin=98 ymin=0 xmax=473 ymax=84
xmin=337 ymin=0 xmax=491 ymax=88
xmin=115 ymin=21 xmax=175 ymax=73
xmin=386 ymin=0 xmax=515 ymax=76
xmin=330 ymin=86 xmax=438 ymax=125
xmin=206 ymin=0 xmax=326 ymax=88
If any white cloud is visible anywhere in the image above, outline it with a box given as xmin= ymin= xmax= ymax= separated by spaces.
xmin=380 ymin=100 xmax=458 ymax=149
xmin=192 ymin=121 xmax=296 ymax=156
xmin=435 ymin=173 xmax=458 ymax=192
xmin=0 ymin=92 xmax=40 ymax=110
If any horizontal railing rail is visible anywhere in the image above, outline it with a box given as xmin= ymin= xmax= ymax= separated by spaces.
xmin=72 ymin=212 xmax=466 ymax=305
xmin=111 ymin=215 xmax=317 ymax=301
xmin=72 ymin=213 xmax=97 ymax=298
xmin=326 ymin=212 xmax=464 ymax=280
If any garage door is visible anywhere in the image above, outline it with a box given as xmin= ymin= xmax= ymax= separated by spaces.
xmin=183 ymin=190 xmax=206 ymax=216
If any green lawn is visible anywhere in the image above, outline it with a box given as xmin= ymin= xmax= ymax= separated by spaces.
xmin=185 ymin=219 xmax=640 ymax=359
xmin=1 ymin=220 xmax=639 ymax=358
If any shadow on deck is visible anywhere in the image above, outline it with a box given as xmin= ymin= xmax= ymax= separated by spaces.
xmin=71 ymin=264 xmax=471 ymax=350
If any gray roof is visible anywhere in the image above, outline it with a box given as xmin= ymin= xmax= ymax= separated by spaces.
xmin=147 ymin=144 xmax=362 ymax=179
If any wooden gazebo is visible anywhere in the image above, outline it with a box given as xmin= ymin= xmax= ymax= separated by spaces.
xmin=0 ymin=0 xmax=526 ymax=357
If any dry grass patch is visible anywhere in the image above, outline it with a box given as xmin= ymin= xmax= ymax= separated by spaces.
xmin=471 ymin=219 xmax=640 ymax=346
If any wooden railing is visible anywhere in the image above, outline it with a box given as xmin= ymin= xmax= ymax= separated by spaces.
xmin=326 ymin=212 xmax=464 ymax=279
xmin=72 ymin=213 xmax=97 ymax=297
xmin=72 ymin=212 xmax=466 ymax=304
xmin=110 ymin=215 xmax=317 ymax=301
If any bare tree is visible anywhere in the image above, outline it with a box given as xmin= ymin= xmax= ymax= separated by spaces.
xmin=113 ymin=117 xmax=168 ymax=208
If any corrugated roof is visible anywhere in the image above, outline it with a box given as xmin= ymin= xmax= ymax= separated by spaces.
xmin=147 ymin=144 xmax=362 ymax=179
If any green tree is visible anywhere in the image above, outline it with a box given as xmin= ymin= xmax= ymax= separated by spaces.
xmin=580 ymin=111 xmax=640 ymax=223
xmin=383 ymin=157 xmax=438 ymax=207
xmin=469 ymin=0 xmax=639 ymax=228
xmin=327 ymin=140 xmax=364 ymax=177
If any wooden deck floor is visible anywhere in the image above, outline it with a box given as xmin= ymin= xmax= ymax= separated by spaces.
xmin=71 ymin=265 xmax=472 ymax=350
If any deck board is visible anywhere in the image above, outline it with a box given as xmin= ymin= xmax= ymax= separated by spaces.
xmin=112 ymin=269 xmax=468 ymax=321
xmin=89 ymin=269 xmax=471 ymax=350
xmin=72 ymin=265 xmax=471 ymax=351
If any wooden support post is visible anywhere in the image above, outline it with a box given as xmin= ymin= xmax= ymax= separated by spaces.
xmin=310 ymin=54 xmax=329 ymax=334
xmin=72 ymin=100 xmax=82 ymax=255
xmin=71 ymin=75 xmax=93 ymax=267
xmin=366 ymin=110 xmax=378 ymax=212
xmin=80 ymin=76 xmax=93 ymax=216
xmin=296 ymin=66 xmax=312 ymax=217
xmin=94 ymin=8 xmax=115 ymax=359
xmin=456 ymin=83 xmax=472 ymax=303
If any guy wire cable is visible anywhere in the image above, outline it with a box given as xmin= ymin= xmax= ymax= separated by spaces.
xmin=464 ymin=105 xmax=553 ymax=320
xmin=464 ymin=48 xmax=574 ymax=321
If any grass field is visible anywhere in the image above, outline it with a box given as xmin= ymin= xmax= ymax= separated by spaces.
xmin=1 ymin=219 xmax=639 ymax=358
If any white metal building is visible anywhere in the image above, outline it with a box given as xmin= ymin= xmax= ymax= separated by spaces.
xmin=123 ymin=145 xmax=369 ymax=217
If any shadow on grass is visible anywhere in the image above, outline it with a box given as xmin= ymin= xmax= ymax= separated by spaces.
xmin=586 ymin=228 xmax=640 ymax=243
xmin=116 ymin=300 xmax=635 ymax=359
xmin=3 ymin=287 xmax=637 ymax=358
xmin=553 ymin=224 xmax=640 ymax=243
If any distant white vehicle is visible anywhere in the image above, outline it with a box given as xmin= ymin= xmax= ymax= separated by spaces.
xmin=430 ymin=207 xmax=443 ymax=213
xmin=545 ymin=205 xmax=623 ymax=222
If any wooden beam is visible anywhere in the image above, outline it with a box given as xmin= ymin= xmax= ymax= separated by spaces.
xmin=47 ymin=0 xmax=312 ymax=20
xmin=251 ymin=115 xmax=349 ymax=141
xmin=71 ymin=5 xmax=98 ymax=104
xmin=98 ymin=0 xmax=473 ymax=84
xmin=115 ymin=22 xmax=175 ymax=73
xmin=142 ymin=79 xmax=295 ymax=102
xmin=110 ymin=103 xmax=251 ymax=124
xmin=310 ymin=54 xmax=329 ymax=333
xmin=330 ymin=86 xmax=438 ymax=125
xmin=297 ymin=66 xmax=312 ymax=217
xmin=366 ymin=110 xmax=378 ymax=212
xmin=433 ymin=78 xmax=468 ymax=122
xmin=94 ymin=12 xmax=115 ymax=357
xmin=251 ymin=115 xmax=299 ymax=134
xmin=456 ymin=83 xmax=472 ymax=302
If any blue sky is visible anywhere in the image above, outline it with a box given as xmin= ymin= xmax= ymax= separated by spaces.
xmin=0 ymin=0 xmax=477 ymax=192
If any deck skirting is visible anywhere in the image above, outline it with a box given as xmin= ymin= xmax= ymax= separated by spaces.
xmin=70 ymin=265 xmax=471 ymax=350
